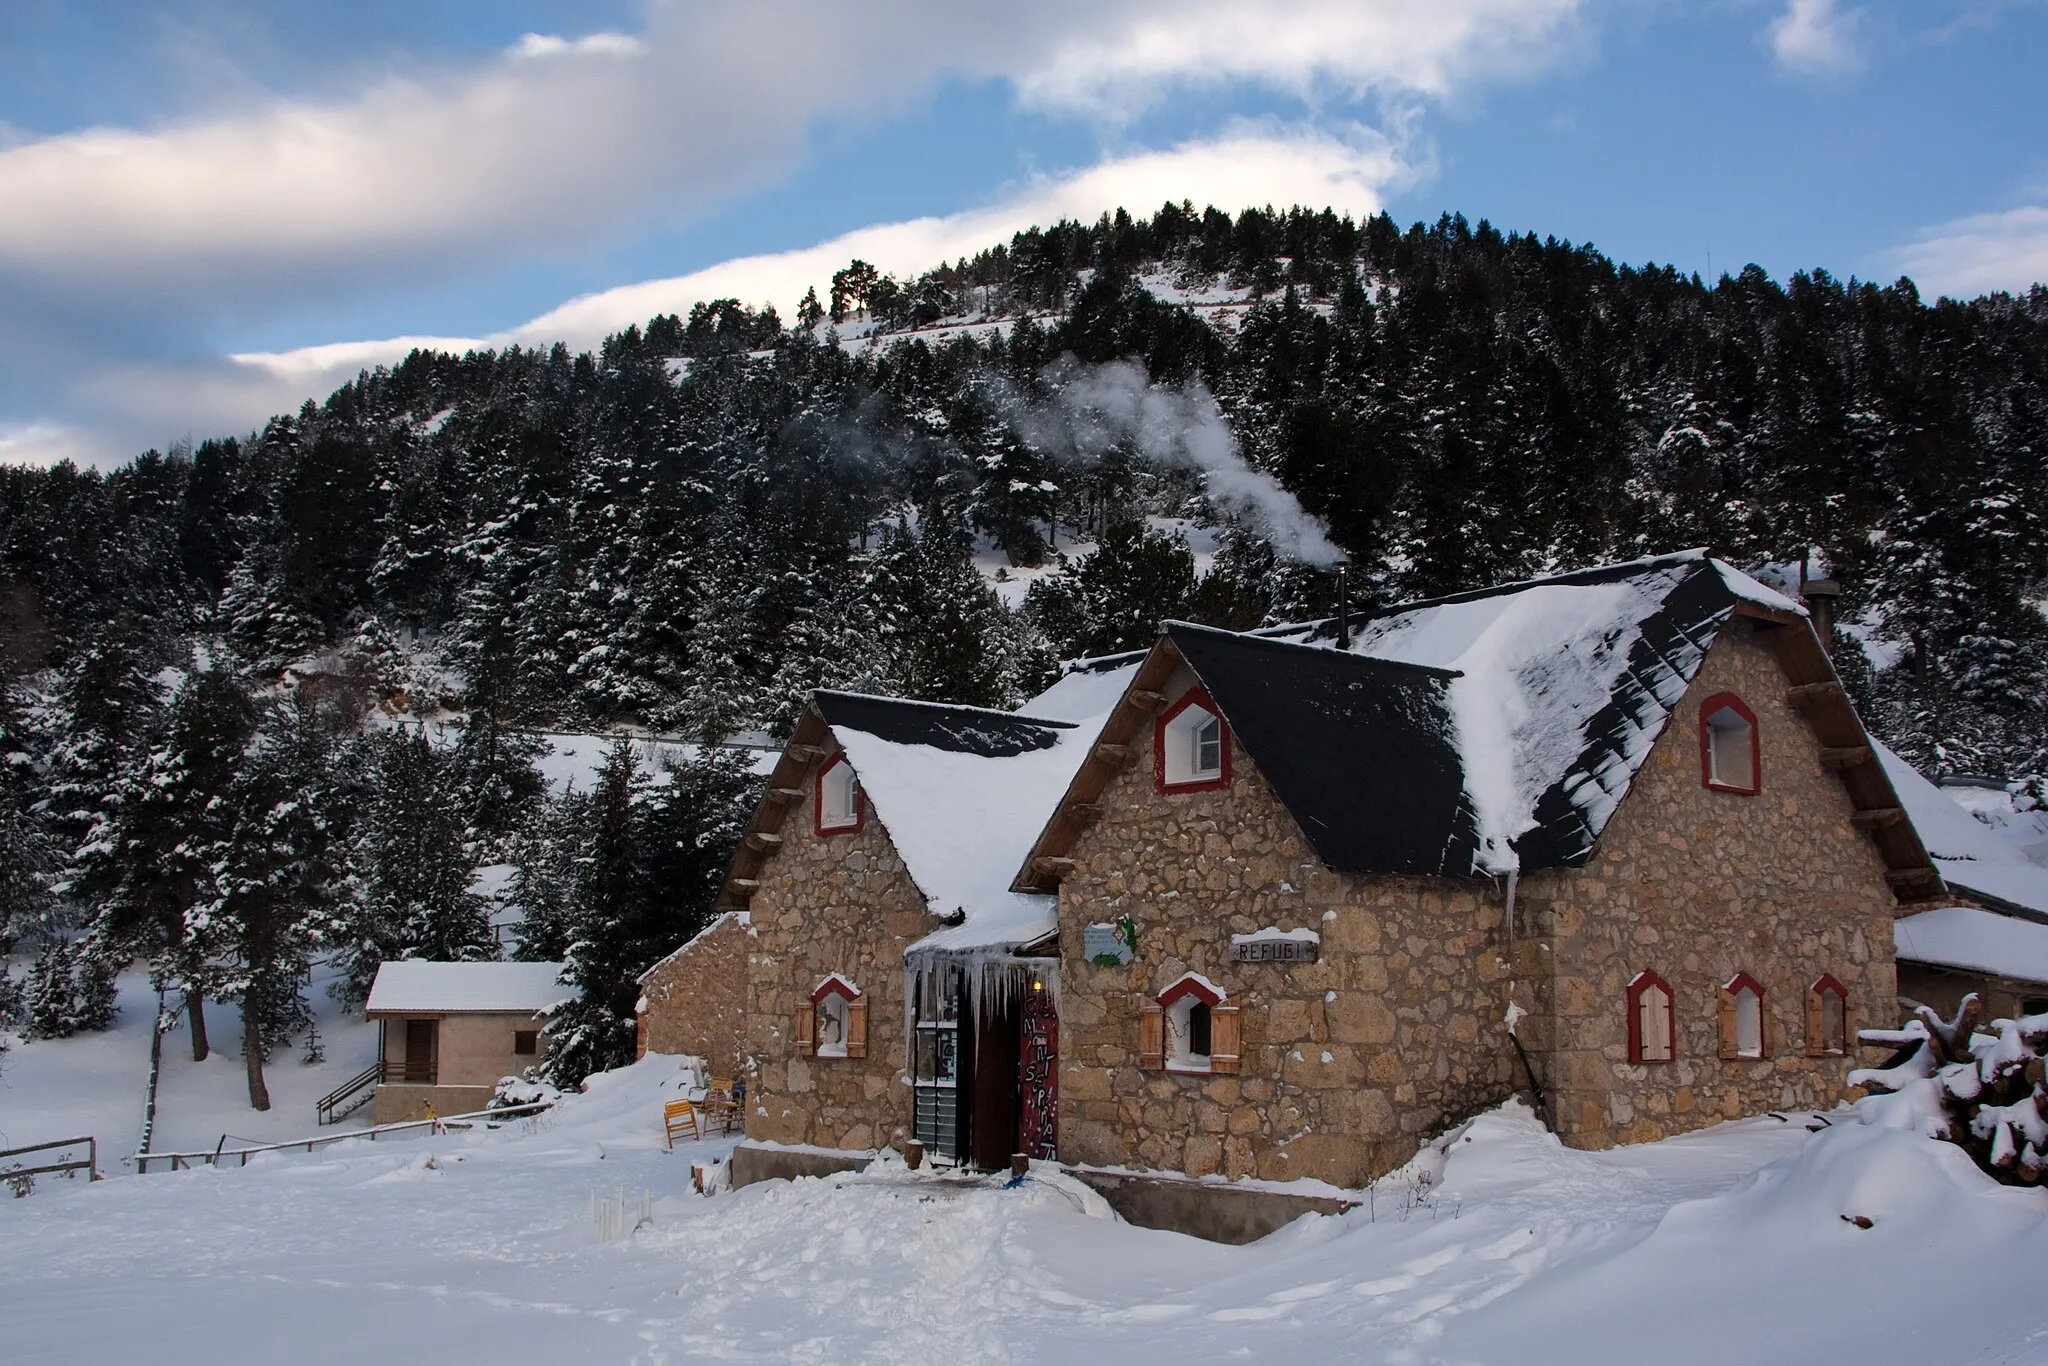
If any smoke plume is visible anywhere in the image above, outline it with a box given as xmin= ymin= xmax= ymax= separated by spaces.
xmin=1014 ymin=357 xmax=1345 ymax=566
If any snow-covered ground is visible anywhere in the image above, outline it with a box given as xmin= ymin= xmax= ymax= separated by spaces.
xmin=0 ymin=961 xmax=382 ymax=1162
xmin=4 ymin=1045 xmax=2044 ymax=1365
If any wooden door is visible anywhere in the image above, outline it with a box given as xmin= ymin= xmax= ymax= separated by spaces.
xmin=404 ymin=1018 xmax=437 ymax=1083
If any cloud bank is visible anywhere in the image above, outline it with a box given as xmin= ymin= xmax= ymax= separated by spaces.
xmin=0 ymin=0 xmax=1588 ymax=465
xmin=1894 ymin=204 xmax=2048 ymax=300
xmin=1767 ymin=0 xmax=1864 ymax=75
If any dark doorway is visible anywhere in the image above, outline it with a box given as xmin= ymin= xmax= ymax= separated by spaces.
xmin=969 ymin=997 xmax=1020 ymax=1172
xmin=403 ymin=1018 xmax=437 ymax=1083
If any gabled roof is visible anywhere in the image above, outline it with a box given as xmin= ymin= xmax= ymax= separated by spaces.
xmin=1874 ymin=740 xmax=2048 ymax=922
xmin=1896 ymin=904 xmax=2048 ymax=985
xmin=718 ymin=692 xmax=1096 ymax=957
xmin=1163 ymin=623 xmax=1478 ymax=874
xmin=1016 ymin=550 xmax=1943 ymax=896
xmin=364 ymin=961 xmax=568 ymax=1017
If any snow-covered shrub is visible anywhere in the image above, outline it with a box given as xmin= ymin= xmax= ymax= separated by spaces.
xmin=490 ymin=1071 xmax=561 ymax=1111
xmin=1853 ymin=994 xmax=2048 ymax=1185
xmin=20 ymin=938 xmax=119 ymax=1040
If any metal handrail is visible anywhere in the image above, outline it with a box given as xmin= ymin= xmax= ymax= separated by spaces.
xmin=135 ymin=1100 xmax=552 ymax=1174
xmin=315 ymin=1060 xmax=386 ymax=1125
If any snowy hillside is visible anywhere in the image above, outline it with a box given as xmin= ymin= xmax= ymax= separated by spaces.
xmin=4 ymin=1052 xmax=2045 ymax=1364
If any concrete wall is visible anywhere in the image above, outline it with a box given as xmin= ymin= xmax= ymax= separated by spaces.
xmin=377 ymin=1010 xmax=544 ymax=1092
xmin=743 ymin=746 xmax=928 ymax=1151
xmin=729 ymin=1142 xmax=874 ymax=1188
xmin=639 ymin=913 xmax=749 ymax=1076
xmin=1520 ymin=621 xmax=1899 ymax=1149
xmin=1065 ymin=1168 xmax=1358 ymax=1244
xmin=370 ymin=1083 xmax=496 ymax=1124
xmin=1055 ymin=661 xmax=1517 ymax=1190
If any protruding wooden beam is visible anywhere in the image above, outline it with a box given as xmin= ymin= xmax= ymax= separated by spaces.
xmin=745 ymin=832 xmax=784 ymax=852
xmin=1884 ymin=867 xmax=1940 ymax=889
xmin=1819 ymin=745 xmax=1873 ymax=771
xmin=1786 ymin=681 xmax=1846 ymax=710
xmin=1063 ymin=803 xmax=1101 ymax=822
xmin=1032 ymin=856 xmax=1076 ymax=877
xmin=1850 ymin=806 xmax=1905 ymax=831
xmin=787 ymin=743 xmax=826 ymax=762
xmin=766 ymin=786 xmax=805 ymax=803
xmin=1094 ymin=743 xmax=1134 ymax=767
xmin=726 ymin=878 xmax=762 ymax=897
xmin=1127 ymin=689 xmax=1167 ymax=713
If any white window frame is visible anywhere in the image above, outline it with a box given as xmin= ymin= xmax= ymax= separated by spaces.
xmin=1163 ymin=704 xmax=1224 ymax=786
xmin=818 ymin=755 xmax=861 ymax=831
xmin=1165 ymin=994 xmax=1213 ymax=1074
xmin=815 ymin=993 xmax=851 ymax=1058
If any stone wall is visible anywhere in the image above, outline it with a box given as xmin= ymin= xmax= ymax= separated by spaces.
xmin=638 ymin=911 xmax=749 ymax=1076
xmin=1524 ymin=620 xmax=1899 ymax=1149
xmin=1056 ymin=666 xmax=1518 ymax=1190
xmin=742 ymin=750 xmax=930 ymax=1152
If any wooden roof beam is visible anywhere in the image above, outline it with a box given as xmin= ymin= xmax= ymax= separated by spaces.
xmin=1786 ymin=681 xmax=1846 ymax=710
xmin=1819 ymin=745 xmax=1873 ymax=771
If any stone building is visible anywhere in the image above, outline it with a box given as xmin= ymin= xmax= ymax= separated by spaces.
xmin=708 ymin=551 xmax=1944 ymax=1191
xmin=362 ymin=960 xmax=565 ymax=1122
xmin=636 ymin=910 xmax=751 ymax=1075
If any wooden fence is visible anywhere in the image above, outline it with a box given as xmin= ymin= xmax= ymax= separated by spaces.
xmin=133 ymin=1100 xmax=552 ymax=1174
xmin=1 ymin=1135 xmax=101 ymax=1189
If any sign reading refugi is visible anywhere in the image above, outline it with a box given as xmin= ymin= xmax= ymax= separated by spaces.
xmin=1229 ymin=930 xmax=1320 ymax=965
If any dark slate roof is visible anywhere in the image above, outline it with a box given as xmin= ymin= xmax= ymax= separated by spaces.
xmin=811 ymin=691 xmax=1075 ymax=756
xmin=1182 ymin=552 xmax=1778 ymax=875
xmin=1165 ymin=623 xmax=1482 ymax=875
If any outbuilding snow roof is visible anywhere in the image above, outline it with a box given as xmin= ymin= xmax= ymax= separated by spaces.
xmin=364 ymin=960 xmax=569 ymax=1016
xmin=1896 ymin=905 xmax=2048 ymax=987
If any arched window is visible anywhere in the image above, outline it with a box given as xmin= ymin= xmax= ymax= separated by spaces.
xmin=1140 ymin=973 xmax=1240 ymax=1075
xmin=1156 ymin=689 xmax=1230 ymax=793
xmin=815 ymin=752 xmax=863 ymax=834
xmin=1806 ymin=975 xmax=1849 ymax=1057
xmin=1627 ymin=970 xmax=1676 ymax=1063
xmin=1719 ymin=972 xmax=1767 ymax=1059
xmin=796 ymin=974 xmax=867 ymax=1060
xmin=1698 ymin=692 xmax=1760 ymax=795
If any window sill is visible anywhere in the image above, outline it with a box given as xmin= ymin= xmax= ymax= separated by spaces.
xmin=1703 ymin=781 xmax=1760 ymax=796
xmin=1164 ymin=1060 xmax=1213 ymax=1075
xmin=815 ymin=1046 xmax=849 ymax=1060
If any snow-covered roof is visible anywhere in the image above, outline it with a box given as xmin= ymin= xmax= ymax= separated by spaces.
xmin=812 ymin=693 xmax=1096 ymax=956
xmin=364 ymin=960 xmax=569 ymax=1016
xmin=1248 ymin=551 xmax=1787 ymax=874
xmin=1025 ymin=654 xmax=1145 ymax=722
xmin=1895 ymin=905 xmax=2048 ymax=986
xmin=1871 ymin=740 xmax=2048 ymax=920
xmin=1873 ymin=740 xmax=2028 ymax=866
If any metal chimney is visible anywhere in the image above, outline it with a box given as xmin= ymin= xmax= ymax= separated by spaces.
xmin=1335 ymin=563 xmax=1351 ymax=650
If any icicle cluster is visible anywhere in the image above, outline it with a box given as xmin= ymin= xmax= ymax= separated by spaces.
xmin=1854 ymin=994 xmax=2048 ymax=1184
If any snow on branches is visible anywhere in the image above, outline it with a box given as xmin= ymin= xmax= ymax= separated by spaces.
xmin=1853 ymin=994 xmax=2048 ymax=1185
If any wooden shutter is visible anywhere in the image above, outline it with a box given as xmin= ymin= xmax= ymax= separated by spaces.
xmin=845 ymin=997 xmax=868 ymax=1059
xmin=1804 ymin=988 xmax=1824 ymax=1057
xmin=1209 ymin=1005 xmax=1241 ymax=1075
xmin=793 ymin=1006 xmax=815 ymax=1057
xmin=1718 ymin=990 xmax=1739 ymax=1059
xmin=1139 ymin=1002 xmax=1164 ymax=1070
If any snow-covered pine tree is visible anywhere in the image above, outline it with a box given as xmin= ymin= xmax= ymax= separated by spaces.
xmin=509 ymin=785 xmax=586 ymax=963
xmin=202 ymin=693 xmax=350 ymax=1109
xmin=542 ymin=740 xmax=647 ymax=1086
xmin=42 ymin=626 xmax=161 ymax=872
xmin=85 ymin=661 xmax=257 ymax=1059
xmin=336 ymin=725 xmax=496 ymax=1006
xmin=446 ymin=707 xmax=547 ymax=850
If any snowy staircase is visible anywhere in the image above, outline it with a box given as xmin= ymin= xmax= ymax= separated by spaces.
xmin=317 ymin=1061 xmax=384 ymax=1126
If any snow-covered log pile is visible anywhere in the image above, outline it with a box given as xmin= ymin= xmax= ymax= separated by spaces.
xmin=1854 ymin=995 xmax=2048 ymax=1185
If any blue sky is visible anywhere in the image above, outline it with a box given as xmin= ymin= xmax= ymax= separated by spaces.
xmin=1 ymin=0 xmax=2044 ymax=466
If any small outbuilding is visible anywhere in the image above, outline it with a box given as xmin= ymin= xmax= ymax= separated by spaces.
xmin=363 ymin=960 xmax=567 ymax=1123
xmin=637 ymin=910 xmax=750 ymax=1076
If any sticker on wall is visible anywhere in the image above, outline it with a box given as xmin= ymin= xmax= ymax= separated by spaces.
xmin=1084 ymin=917 xmax=1138 ymax=967
xmin=1230 ymin=926 xmax=1321 ymax=965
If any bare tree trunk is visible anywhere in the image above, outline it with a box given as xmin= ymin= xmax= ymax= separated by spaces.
xmin=243 ymin=998 xmax=269 ymax=1111
xmin=187 ymin=988 xmax=210 ymax=1062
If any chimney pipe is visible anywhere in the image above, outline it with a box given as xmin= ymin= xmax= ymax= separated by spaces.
xmin=1335 ymin=564 xmax=1351 ymax=650
xmin=1800 ymin=575 xmax=1840 ymax=657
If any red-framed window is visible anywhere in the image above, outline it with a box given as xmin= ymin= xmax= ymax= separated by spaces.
xmin=1807 ymin=974 xmax=1849 ymax=1056
xmin=1627 ymin=970 xmax=1676 ymax=1063
xmin=1719 ymin=971 xmax=1767 ymax=1059
xmin=1140 ymin=973 xmax=1239 ymax=1075
xmin=1698 ymin=691 xmax=1760 ymax=795
xmin=796 ymin=974 xmax=867 ymax=1059
xmin=1156 ymin=687 xmax=1230 ymax=794
xmin=815 ymin=752 xmax=864 ymax=835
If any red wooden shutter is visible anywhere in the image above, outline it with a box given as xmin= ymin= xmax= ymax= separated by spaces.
xmin=845 ymin=997 xmax=868 ymax=1059
xmin=793 ymin=1006 xmax=815 ymax=1057
xmin=1210 ymin=1005 xmax=1241 ymax=1075
xmin=1139 ymin=1002 xmax=1164 ymax=1069
xmin=1718 ymin=989 xmax=1739 ymax=1060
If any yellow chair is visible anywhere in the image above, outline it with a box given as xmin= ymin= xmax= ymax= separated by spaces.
xmin=664 ymin=1098 xmax=701 ymax=1148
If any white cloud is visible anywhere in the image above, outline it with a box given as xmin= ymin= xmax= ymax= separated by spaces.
xmin=1893 ymin=204 xmax=2048 ymax=299
xmin=1767 ymin=0 xmax=1864 ymax=74
xmin=0 ymin=128 xmax=1404 ymax=467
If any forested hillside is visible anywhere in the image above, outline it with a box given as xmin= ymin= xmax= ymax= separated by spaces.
xmin=4 ymin=204 xmax=2046 ymax=1090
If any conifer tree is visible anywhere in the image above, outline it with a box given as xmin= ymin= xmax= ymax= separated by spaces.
xmin=511 ymin=787 xmax=587 ymax=964
xmin=542 ymin=740 xmax=646 ymax=1085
